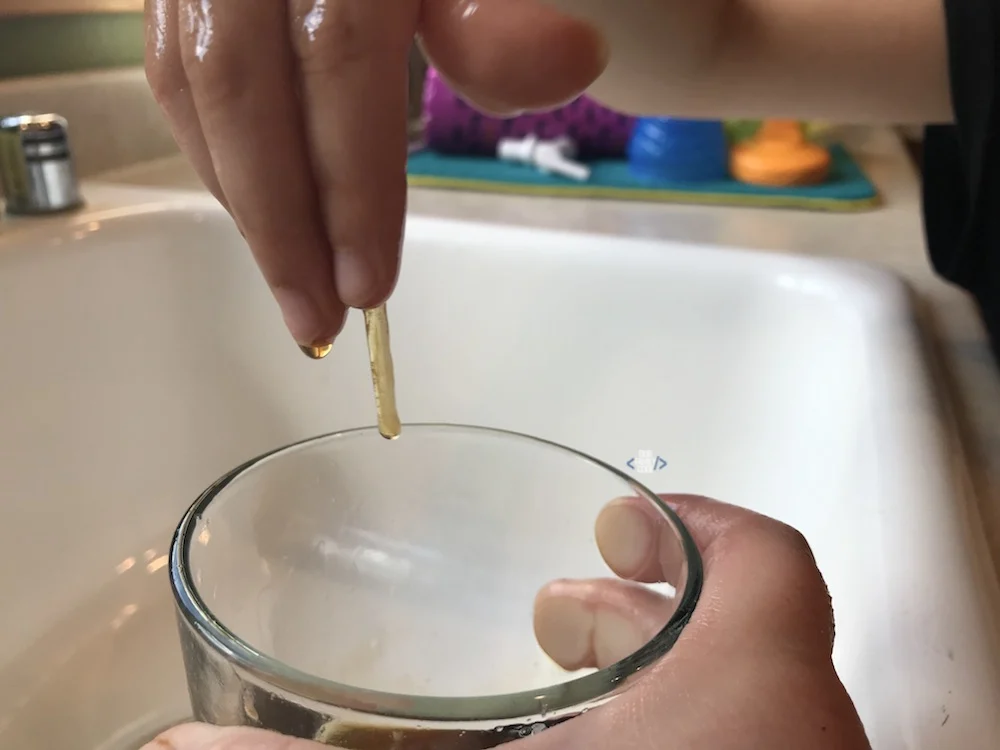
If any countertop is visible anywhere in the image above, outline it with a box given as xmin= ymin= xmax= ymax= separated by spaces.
xmin=91 ymin=126 xmax=1000 ymax=568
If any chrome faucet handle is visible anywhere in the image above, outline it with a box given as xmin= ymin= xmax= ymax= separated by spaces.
xmin=0 ymin=113 xmax=83 ymax=216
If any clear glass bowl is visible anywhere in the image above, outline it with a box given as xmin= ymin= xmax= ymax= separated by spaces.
xmin=170 ymin=424 xmax=703 ymax=748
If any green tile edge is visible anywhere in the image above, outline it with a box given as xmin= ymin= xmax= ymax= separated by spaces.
xmin=0 ymin=13 xmax=144 ymax=80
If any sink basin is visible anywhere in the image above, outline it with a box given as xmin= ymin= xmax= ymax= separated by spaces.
xmin=1 ymin=192 xmax=999 ymax=748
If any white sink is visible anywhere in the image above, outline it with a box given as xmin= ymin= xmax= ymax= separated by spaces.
xmin=1 ymin=192 xmax=999 ymax=748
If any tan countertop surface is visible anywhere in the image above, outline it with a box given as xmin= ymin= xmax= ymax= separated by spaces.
xmin=94 ymin=125 xmax=1000 ymax=568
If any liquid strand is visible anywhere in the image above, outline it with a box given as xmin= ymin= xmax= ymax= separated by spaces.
xmin=364 ymin=304 xmax=401 ymax=439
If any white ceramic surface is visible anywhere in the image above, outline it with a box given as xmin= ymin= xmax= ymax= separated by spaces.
xmin=1 ymin=194 xmax=999 ymax=748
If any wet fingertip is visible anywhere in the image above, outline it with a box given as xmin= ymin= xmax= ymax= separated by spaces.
xmin=273 ymin=287 xmax=343 ymax=351
xmin=274 ymin=288 xmax=322 ymax=343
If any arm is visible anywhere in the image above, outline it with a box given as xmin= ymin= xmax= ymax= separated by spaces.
xmin=542 ymin=0 xmax=952 ymax=123
xmin=145 ymin=0 xmax=957 ymax=352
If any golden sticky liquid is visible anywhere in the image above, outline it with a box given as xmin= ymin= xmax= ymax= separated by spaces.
xmin=299 ymin=343 xmax=333 ymax=359
xmin=363 ymin=304 xmax=401 ymax=440
xmin=314 ymin=720 xmax=502 ymax=748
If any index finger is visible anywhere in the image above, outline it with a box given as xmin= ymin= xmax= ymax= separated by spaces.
xmin=177 ymin=0 xmax=346 ymax=348
xmin=289 ymin=0 xmax=419 ymax=309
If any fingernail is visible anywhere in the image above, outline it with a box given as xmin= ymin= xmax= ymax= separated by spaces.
xmin=534 ymin=593 xmax=593 ymax=670
xmin=140 ymin=722 xmax=222 ymax=749
xmin=597 ymin=502 xmax=654 ymax=578
xmin=335 ymin=251 xmax=377 ymax=308
xmin=273 ymin=287 xmax=330 ymax=347
xmin=594 ymin=608 xmax=647 ymax=667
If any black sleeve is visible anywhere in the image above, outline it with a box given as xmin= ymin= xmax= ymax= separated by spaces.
xmin=922 ymin=0 xmax=1000 ymax=355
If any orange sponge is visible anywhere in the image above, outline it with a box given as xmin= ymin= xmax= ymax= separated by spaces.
xmin=730 ymin=120 xmax=832 ymax=187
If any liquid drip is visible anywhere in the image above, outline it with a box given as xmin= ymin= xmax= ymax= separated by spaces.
xmin=364 ymin=304 xmax=401 ymax=440
xmin=299 ymin=343 xmax=333 ymax=359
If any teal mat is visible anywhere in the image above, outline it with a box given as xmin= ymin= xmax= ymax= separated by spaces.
xmin=407 ymin=144 xmax=880 ymax=212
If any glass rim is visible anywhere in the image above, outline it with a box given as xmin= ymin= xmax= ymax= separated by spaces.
xmin=169 ymin=423 xmax=704 ymax=724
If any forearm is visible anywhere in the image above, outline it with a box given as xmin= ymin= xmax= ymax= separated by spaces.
xmin=709 ymin=0 xmax=952 ymax=122
xmin=546 ymin=0 xmax=952 ymax=123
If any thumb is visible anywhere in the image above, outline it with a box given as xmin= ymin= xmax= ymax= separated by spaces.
xmin=418 ymin=0 xmax=608 ymax=114
xmin=143 ymin=722 xmax=329 ymax=749
xmin=601 ymin=494 xmax=837 ymax=657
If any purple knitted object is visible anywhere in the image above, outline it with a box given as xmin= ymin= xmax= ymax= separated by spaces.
xmin=421 ymin=67 xmax=637 ymax=159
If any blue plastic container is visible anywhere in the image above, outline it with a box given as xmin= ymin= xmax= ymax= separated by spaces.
xmin=627 ymin=118 xmax=729 ymax=183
